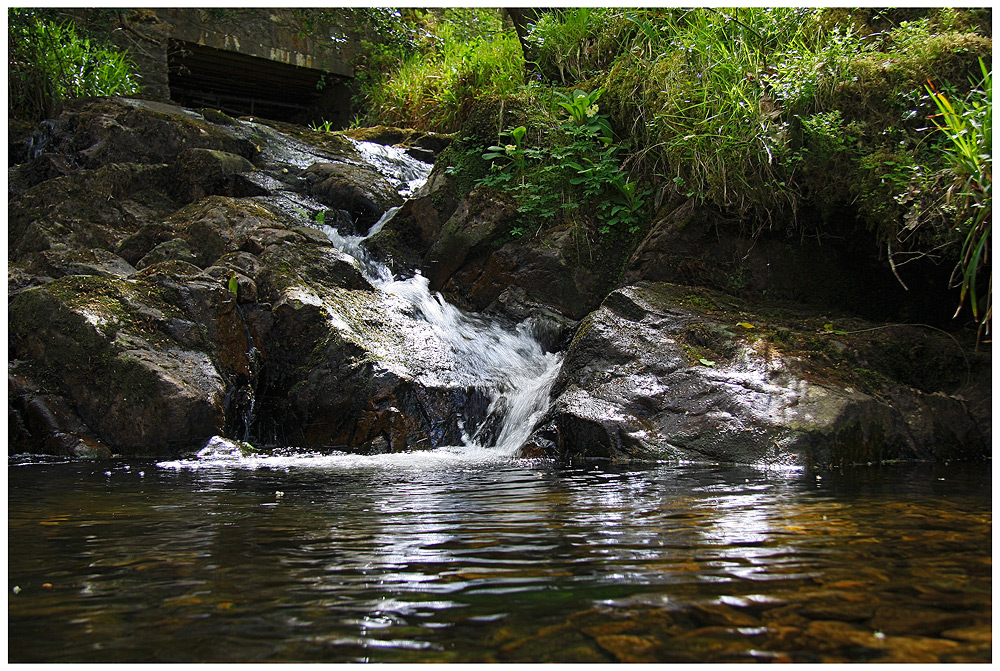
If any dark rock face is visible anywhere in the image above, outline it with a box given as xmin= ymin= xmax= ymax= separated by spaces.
xmin=366 ymin=177 xmax=614 ymax=333
xmin=525 ymin=283 xmax=989 ymax=465
xmin=7 ymin=96 xmax=491 ymax=457
xmin=624 ymin=197 xmax=955 ymax=325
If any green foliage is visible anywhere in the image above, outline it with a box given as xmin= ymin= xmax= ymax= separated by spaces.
xmin=358 ymin=9 xmax=523 ymax=133
xmin=310 ymin=119 xmax=335 ymax=133
xmin=473 ymin=91 xmax=649 ymax=237
xmin=8 ymin=9 xmax=141 ymax=121
xmin=526 ymin=8 xmax=619 ymax=84
xmin=926 ymin=59 xmax=992 ymax=338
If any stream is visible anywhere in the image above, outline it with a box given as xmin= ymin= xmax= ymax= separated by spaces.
xmin=8 ymin=459 xmax=991 ymax=662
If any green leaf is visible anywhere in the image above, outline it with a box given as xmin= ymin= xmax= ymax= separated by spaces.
xmin=698 ymin=358 xmax=716 ymax=367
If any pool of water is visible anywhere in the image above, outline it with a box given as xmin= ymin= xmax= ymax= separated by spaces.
xmin=7 ymin=454 xmax=992 ymax=663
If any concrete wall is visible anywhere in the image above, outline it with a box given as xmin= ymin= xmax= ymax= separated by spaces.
xmin=92 ymin=8 xmax=359 ymax=123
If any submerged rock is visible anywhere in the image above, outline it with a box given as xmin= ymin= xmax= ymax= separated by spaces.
xmin=525 ymin=283 xmax=989 ymax=465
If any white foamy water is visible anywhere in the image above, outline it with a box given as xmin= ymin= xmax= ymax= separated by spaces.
xmin=323 ymin=203 xmax=563 ymax=456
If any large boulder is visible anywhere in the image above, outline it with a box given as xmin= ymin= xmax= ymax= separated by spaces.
xmin=9 ymin=162 xmax=179 ymax=262
xmin=525 ymin=282 xmax=990 ymax=466
xmin=23 ymin=96 xmax=257 ymax=169
xmin=302 ymin=161 xmax=403 ymax=233
xmin=8 ymin=266 xmax=257 ymax=455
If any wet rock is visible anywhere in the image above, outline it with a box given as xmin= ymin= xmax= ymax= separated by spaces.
xmin=364 ymin=167 xmax=462 ymax=276
xmin=940 ymin=625 xmax=992 ymax=643
xmin=8 ymin=269 xmax=255 ymax=456
xmin=424 ymin=188 xmax=518 ymax=289
xmin=689 ymin=603 xmax=762 ymax=628
xmin=593 ymin=634 xmax=659 ymax=663
xmin=8 ymin=152 xmax=79 ymax=196
xmin=341 ymin=125 xmax=453 ymax=156
xmin=257 ymin=241 xmax=372 ymax=298
xmin=796 ymin=597 xmax=876 ymax=623
xmin=525 ymin=282 xmax=989 ymax=465
xmin=372 ymin=184 xmax=611 ymax=320
xmin=8 ymin=118 xmax=36 ymax=165
xmin=9 ymin=387 xmax=113 ymax=459
xmin=257 ymin=282 xmax=491 ymax=451
xmin=302 ymin=161 xmax=402 ymax=233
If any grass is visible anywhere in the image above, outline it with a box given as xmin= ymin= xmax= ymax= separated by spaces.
xmin=359 ymin=9 xmax=526 ymax=133
xmin=8 ymin=8 xmax=141 ymax=121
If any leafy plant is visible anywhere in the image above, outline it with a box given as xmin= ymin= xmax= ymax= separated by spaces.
xmin=553 ymin=88 xmax=613 ymax=143
xmin=8 ymin=9 xmax=141 ymax=121
xmin=483 ymin=125 xmax=528 ymax=177
xmin=926 ymin=58 xmax=991 ymax=338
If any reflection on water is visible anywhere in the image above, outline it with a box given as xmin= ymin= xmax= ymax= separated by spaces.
xmin=7 ymin=457 xmax=991 ymax=663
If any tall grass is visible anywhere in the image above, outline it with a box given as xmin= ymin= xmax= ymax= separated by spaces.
xmin=927 ymin=59 xmax=992 ymax=339
xmin=361 ymin=10 xmax=525 ymax=133
xmin=8 ymin=9 xmax=141 ymax=121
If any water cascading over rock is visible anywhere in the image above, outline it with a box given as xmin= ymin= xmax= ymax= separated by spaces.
xmin=8 ymin=97 xmax=561 ymax=458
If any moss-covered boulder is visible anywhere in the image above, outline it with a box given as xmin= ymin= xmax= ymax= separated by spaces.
xmin=525 ymin=282 xmax=990 ymax=466
xmin=24 ymin=248 xmax=137 ymax=281
xmin=8 ymin=268 xmax=259 ymax=456
xmin=29 ymin=96 xmax=257 ymax=168
xmin=9 ymin=162 xmax=179 ymax=262
xmin=168 ymin=148 xmax=262 ymax=204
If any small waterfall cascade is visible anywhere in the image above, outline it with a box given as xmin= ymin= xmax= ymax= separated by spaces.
xmin=322 ymin=190 xmax=562 ymax=456
xmin=159 ymin=129 xmax=563 ymax=469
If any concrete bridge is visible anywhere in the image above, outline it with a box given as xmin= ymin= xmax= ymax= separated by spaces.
xmin=101 ymin=8 xmax=359 ymax=125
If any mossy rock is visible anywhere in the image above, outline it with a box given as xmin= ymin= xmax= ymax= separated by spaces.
xmin=528 ymin=282 xmax=989 ymax=466
xmin=9 ymin=162 xmax=179 ymax=262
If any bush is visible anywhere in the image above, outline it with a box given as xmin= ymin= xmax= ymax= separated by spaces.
xmin=8 ymin=9 xmax=141 ymax=121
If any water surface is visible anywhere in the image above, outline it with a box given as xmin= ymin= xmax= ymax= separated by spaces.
xmin=8 ymin=455 xmax=991 ymax=662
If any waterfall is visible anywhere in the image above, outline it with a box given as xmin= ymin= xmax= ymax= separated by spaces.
xmin=317 ymin=142 xmax=562 ymax=456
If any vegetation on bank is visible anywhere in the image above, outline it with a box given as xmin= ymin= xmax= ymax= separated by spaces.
xmin=7 ymin=7 xmax=990 ymax=336
xmin=8 ymin=8 xmax=140 ymax=121
xmin=354 ymin=7 xmax=991 ymax=338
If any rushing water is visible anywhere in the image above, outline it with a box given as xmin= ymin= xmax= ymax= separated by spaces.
xmin=8 ymin=458 xmax=991 ymax=663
